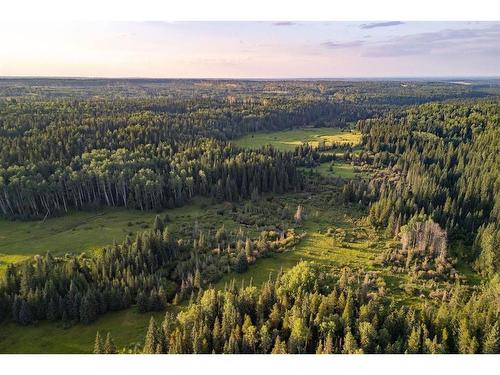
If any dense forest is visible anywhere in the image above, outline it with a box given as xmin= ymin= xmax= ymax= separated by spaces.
xmin=127 ymin=262 xmax=498 ymax=354
xmin=0 ymin=78 xmax=498 ymax=354
xmin=358 ymin=101 xmax=499 ymax=276
xmin=0 ymin=89 xmax=363 ymax=218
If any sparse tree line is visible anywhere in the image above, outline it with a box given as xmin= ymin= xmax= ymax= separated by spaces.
xmin=375 ymin=215 xmax=458 ymax=282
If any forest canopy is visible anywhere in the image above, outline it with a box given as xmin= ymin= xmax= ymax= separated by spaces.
xmin=0 ymin=78 xmax=498 ymax=354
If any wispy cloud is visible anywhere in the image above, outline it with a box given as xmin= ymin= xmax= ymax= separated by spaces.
xmin=272 ymin=21 xmax=297 ymax=27
xmin=1 ymin=21 xmax=499 ymax=78
xmin=360 ymin=21 xmax=404 ymax=29
xmin=321 ymin=40 xmax=364 ymax=49
xmin=364 ymin=25 xmax=500 ymax=57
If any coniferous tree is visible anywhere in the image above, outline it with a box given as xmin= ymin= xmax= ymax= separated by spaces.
xmin=342 ymin=331 xmax=360 ymax=354
xmin=234 ymin=250 xmax=248 ymax=273
xmin=18 ymin=300 xmax=33 ymax=325
xmin=483 ymin=321 xmax=499 ymax=354
xmin=153 ymin=215 xmax=164 ymax=233
xmin=104 ymin=332 xmax=117 ymax=354
xmin=143 ymin=317 xmax=161 ymax=354
xmin=94 ymin=331 xmax=104 ymax=354
xmin=271 ymin=336 xmax=287 ymax=354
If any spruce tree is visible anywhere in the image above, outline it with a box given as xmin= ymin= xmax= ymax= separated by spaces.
xmin=406 ymin=326 xmax=422 ymax=354
xmin=324 ymin=333 xmax=334 ymax=354
xmin=483 ymin=322 xmax=499 ymax=354
xmin=94 ymin=331 xmax=104 ymax=354
xmin=245 ymin=238 xmax=252 ymax=260
xmin=143 ymin=317 xmax=160 ymax=354
xmin=234 ymin=250 xmax=248 ymax=273
xmin=342 ymin=331 xmax=360 ymax=354
xmin=259 ymin=325 xmax=272 ymax=353
xmin=104 ymin=332 xmax=117 ymax=354
xmin=137 ymin=291 xmax=147 ymax=313
xmin=271 ymin=336 xmax=287 ymax=354
xmin=18 ymin=300 xmax=33 ymax=325
xmin=153 ymin=215 xmax=164 ymax=233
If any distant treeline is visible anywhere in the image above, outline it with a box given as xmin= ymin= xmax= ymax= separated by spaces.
xmin=0 ymin=88 xmax=372 ymax=219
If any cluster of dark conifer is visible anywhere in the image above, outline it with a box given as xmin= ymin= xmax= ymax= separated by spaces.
xmin=0 ymin=212 xmax=300 ymax=325
xmin=353 ymin=101 xmax=499 ymax=277
xmin=0 ymin=219 xmax=178 ymax=325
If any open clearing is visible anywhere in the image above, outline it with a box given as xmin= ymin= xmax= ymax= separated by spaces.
xmin=301 ymin=161 xmax=368 ymax=179
xmin=0 ymin=198 xmax=231 ymax=258
xmin=0 ymin=308 xmax=168 ymax=354
xmin=216 ymin=193 xmax=382 ymax=289
xmin=233 ymin=127 xmax=361 ymax=151
xmin=316 ymin=162 xmax=359 ymax=178
xmin=0 ymin=209 xmax=161 ymax=257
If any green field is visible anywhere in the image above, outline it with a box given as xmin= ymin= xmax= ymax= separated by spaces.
xmin=0 ymin=307 xmax=168 ymax=354
xmin=311 ymin=161 xmax=364 ymax=179
xmin=0 ymin=209 xmax=158 ymax=257
xmin=233 ymin=127 xmax=361 ymax=151
xmin=319 ymin=162 xmax=358 ymax=178
xmin=0 ymin=198 xmax=231 ymax=258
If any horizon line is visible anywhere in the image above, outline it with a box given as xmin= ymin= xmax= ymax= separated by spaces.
xmin=1 ymin=75 xmax=500 ymax=82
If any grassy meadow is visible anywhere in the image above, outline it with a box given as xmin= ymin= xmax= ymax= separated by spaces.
xmin=303 ymin=161 xmax=369 ymax=179
xmin=0 ymin=307 xmax=169 ymax=354
xmin=213 ymin=191 xmax=409 ymax=305
xmin=0 ymin=198 xmax=240 ymax=258
xmin=233 ymin=127 xmax=361 ymax=151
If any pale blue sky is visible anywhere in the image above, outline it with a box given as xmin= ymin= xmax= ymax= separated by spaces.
xmin=1 ymin=21 xmax=499 ymax=78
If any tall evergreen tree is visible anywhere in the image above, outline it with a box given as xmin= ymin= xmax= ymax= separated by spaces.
xmin=94 ymin=331 xmax=104 ymax=354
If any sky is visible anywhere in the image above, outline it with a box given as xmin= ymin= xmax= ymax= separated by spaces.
xmin=0 ymin=21 xmax=499 ymax=78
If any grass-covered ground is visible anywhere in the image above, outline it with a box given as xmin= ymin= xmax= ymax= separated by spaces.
xmin=215 ymin=192 xmax=384 ymax=289
xmin=0 ymin=307 xmax=169 ymax=354
xmin=233 ymin=127 xmax=361 ymax=151
xmin=0 ymin=209 xmax=161 ymax=257
xmin=0 ymin=198 xmax=238 ymax=258
xmin=301 ymin=161 xmax=370 ymax=179
xmin=315 ymin=161 xmax=358 ymax=178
